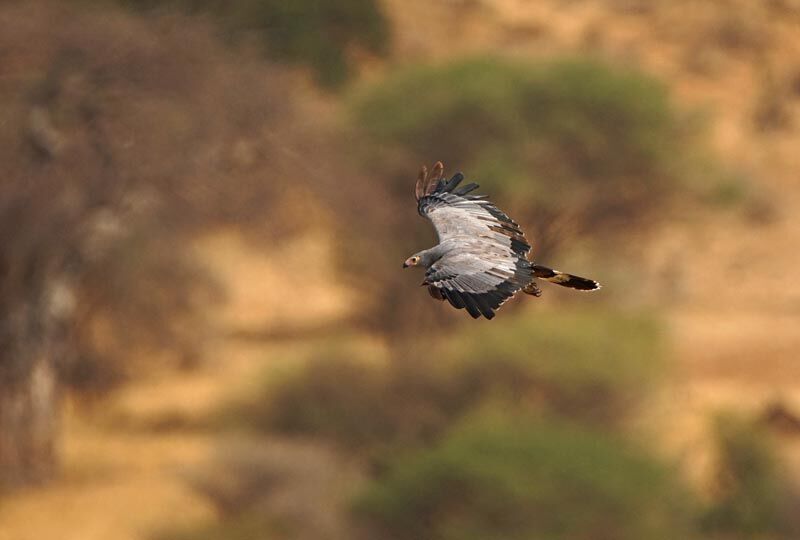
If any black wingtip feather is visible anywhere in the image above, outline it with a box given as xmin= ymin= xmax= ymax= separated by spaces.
xmin=442 ymin=173 xmax=464 ymax=193
xmin=444 ymin=289 xmax=466 ymax=309
xmin=462 ymin=295 xmax=482 ymax=319
xmin=510 ymin=238 xmax=529 ymax=256
xmin=453 ymin=182 xmax=479 ymax=196
xmin=470 ymin=294 xmax=495 ymax=319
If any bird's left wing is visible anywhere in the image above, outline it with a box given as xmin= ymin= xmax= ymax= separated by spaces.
xmin=424 ymin=249 xmax=529 ymax=319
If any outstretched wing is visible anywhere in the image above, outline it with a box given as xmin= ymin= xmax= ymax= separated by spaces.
xmin=415 ymin=162 xmax=533 ymax=319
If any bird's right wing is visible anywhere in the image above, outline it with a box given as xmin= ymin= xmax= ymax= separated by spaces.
xmin=415 ymin=162 xmax=531 ymax=258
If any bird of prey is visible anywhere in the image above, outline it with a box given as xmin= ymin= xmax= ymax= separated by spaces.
xmin=403 ymin=162 xmax=600 ymax=319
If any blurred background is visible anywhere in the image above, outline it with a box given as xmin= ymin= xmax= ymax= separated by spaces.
xmin=2 ymin=0 xmax=800 ymax=538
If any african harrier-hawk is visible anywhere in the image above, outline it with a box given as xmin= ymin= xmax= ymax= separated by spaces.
xmin=403 ymin=162 xmax=600 ymax=319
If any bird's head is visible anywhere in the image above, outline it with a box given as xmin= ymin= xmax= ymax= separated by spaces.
xmin=402 ymin=254 xmax=422 ymax=269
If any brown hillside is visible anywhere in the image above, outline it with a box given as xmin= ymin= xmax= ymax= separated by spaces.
xmin=2 ymin=1 xmax=800 ymax=538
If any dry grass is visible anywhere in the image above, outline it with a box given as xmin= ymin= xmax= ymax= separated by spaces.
xmin=0 ymin=405 xmax=213 ymax=540
xmin=169 ymin=438 xmax=364 ymax=540
xmin=193 ymin=230 xmax=356 ymax=336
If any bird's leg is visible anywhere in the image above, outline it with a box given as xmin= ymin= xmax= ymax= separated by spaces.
xmin=523 ymin=281 xmax=542 ymax=297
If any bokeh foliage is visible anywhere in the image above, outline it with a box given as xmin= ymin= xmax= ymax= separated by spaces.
xmin=240 ymin=310 xmax=661 ymax=456
xmin=163 ymin=310 xmax=800 ymax=540
xmin=355 ymin=413 xmax=694 ymax=540
xmin=185 ymin=308 xmax=683 ymax=540
xmin=0 ymin=0 xmax=350 ymax=485
xmin=349 ymin=57 xmax=688 ymax=248
xmin=113 ymin=0 xmax=390 ymax=87
xmin=702 ymin=414 xmax=800 ymax=539
xmin=157 ymin=440 xmax=362 ymax=540
xmin=0 ymin=1 xmax=314 ymax=392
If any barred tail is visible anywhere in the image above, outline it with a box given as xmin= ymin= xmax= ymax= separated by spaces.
xmin=531 ymin=264 xmax=601 ymax=291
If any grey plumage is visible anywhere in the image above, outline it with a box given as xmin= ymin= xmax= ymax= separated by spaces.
xmin=404 ymin=162 xmax=601 ymax=319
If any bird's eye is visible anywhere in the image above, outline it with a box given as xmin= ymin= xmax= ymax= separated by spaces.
xmin=413 ymin=257 xmax=420 ymax=263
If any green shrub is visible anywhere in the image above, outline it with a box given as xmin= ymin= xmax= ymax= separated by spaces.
xmin=354 ymin=413 xmax=695 ymax=540
xmin=247 ymin=310 xmax=662 ymax=455
xmin=702 ymin=414 xmax=800 ymax=538
xmin=115 ymin=0 xmax=389 ymax=87
xmin=154 ymin=514 xmax=269 ymax=540
xmin=158 ymin=439 xmax=361 ymax=540
xmin=349 ymin=57 xmax=689 ymax=243
xmin=245 ymin=351 xmax=469 ymax=457
xmin=448 ymin=309 xmax=663 ymax=424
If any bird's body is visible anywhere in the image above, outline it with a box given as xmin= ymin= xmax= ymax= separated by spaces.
xmin=403 ymin=162 xmax=600 ymax=319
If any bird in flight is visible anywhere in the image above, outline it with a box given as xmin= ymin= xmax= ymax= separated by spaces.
xmin=403 ymin=162 xmax=600 ymax=319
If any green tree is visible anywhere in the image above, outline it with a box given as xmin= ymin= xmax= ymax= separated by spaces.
xmin=355 ymin=414 xmax=695 ymax=540
xmin=117 ymin=0 xmax=390 ymax=87
xmin=350 ymin=57 xmax=687 ymax=252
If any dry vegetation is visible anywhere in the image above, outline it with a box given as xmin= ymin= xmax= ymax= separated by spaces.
xmin=0 ymin=0 xmax=353 ymax=486
xmin=2 ymin=0 xmax=800 ymax=539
